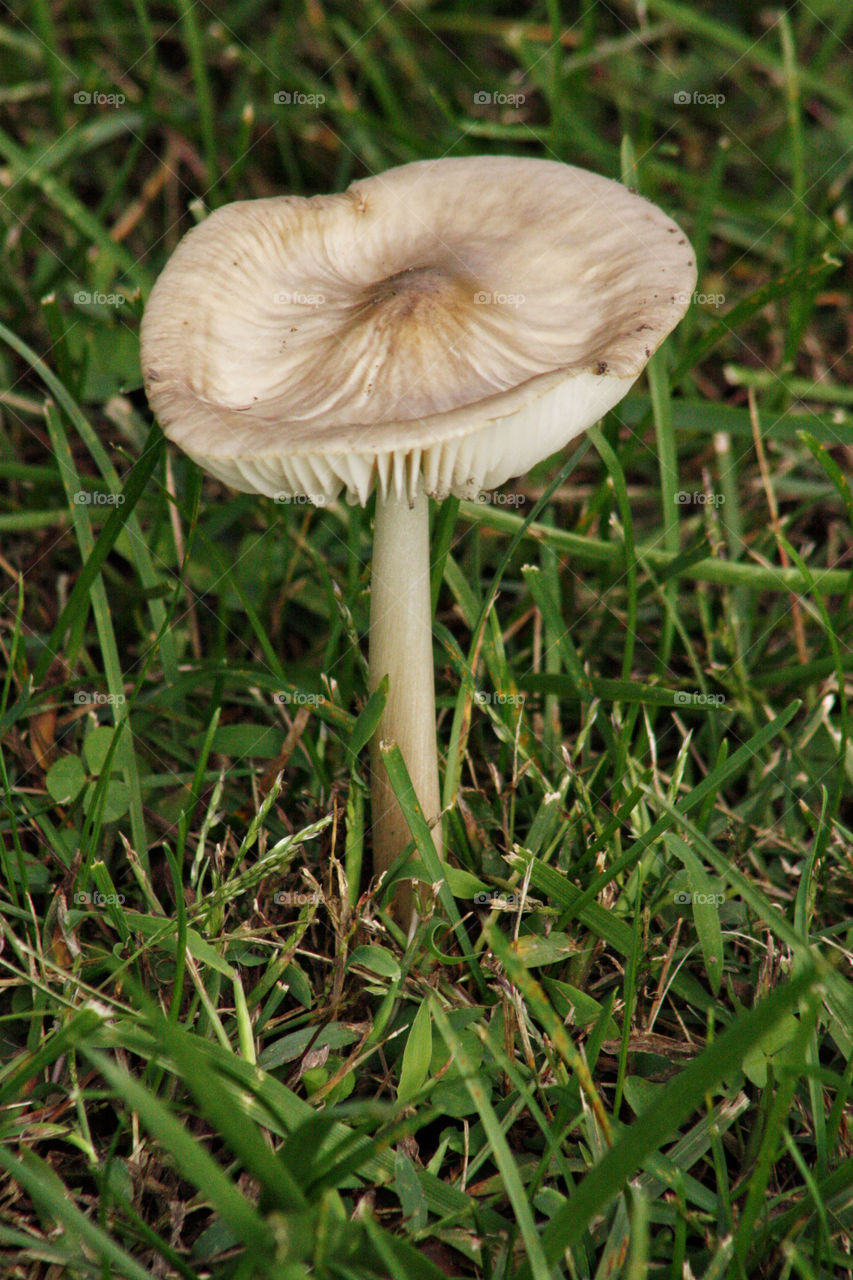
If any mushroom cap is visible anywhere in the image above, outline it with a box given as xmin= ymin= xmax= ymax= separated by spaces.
xmin=141 ymin=155 xmax=696 ymax=504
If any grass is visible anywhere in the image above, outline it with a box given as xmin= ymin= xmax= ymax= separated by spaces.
xmin=1 ymin=1 xmax=853 ymax=1277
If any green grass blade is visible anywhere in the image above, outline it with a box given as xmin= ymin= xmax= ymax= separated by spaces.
xmin=460 ymin=500 xmax=851 ymax=595
xmin=0 ymin=1147 xmax=161 ymax=1280
xmin=531 ymin=965 xmax=821 ymax=1268
xmin=43 ymin=400 xmax=148 ymax=859
xmin=430 ymin=996 xmax=552 ymax=1280
xmin=81 ymin=1047 xmax=278 ymax=1258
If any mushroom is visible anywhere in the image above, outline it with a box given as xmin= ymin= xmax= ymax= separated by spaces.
xmin=140 ymin=155 xmax=696 ymax=924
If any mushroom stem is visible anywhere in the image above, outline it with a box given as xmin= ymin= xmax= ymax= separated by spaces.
xmin=368 ymin=486 xmax=443 ymax=922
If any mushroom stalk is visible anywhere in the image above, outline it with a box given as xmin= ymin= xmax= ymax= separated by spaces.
xmin=369 ymin=486 xmax=442 ymax=921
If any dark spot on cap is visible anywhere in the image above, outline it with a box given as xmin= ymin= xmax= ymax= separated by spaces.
xmin=596 ymin=360 xmax=608 ymax=374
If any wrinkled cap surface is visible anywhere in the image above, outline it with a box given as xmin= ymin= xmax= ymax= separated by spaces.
xmin=141 ymin=155 xmax=696 ymax=503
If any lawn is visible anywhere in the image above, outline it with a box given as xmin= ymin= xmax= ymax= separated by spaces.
xmin=1 ymin=2 xmax=853 ymax=1278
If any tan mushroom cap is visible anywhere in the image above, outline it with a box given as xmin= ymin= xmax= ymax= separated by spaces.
xmin=141 ymin=155 xmax=696 ymax=503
